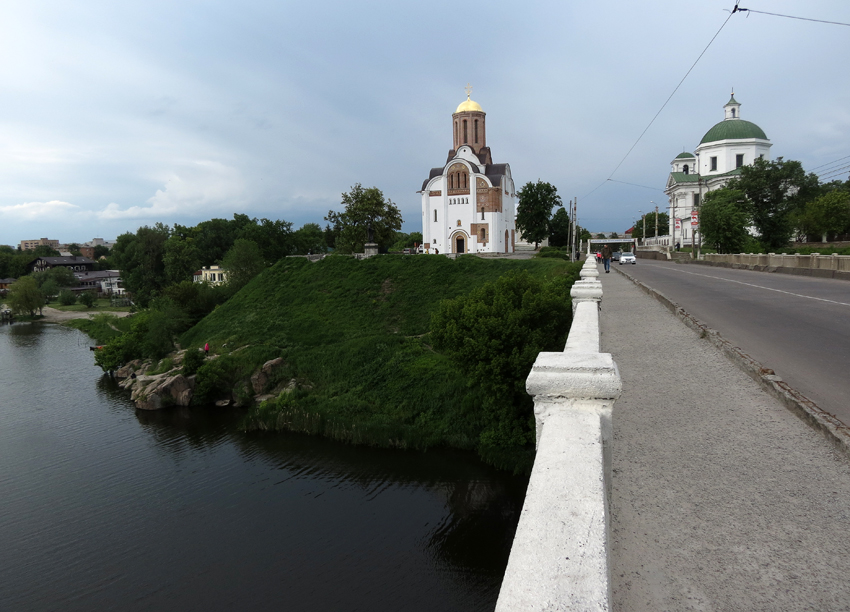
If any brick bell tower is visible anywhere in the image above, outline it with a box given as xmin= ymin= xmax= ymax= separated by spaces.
xmin=450 ymin=84 xmax=492 ymax=164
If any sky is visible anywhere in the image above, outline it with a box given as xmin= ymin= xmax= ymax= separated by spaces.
xmin=1 ymin=0 xmax=848 ymax=245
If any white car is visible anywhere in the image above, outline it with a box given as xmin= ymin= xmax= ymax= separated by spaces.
xmin=619 ymin=253 xmax=636 ymax=265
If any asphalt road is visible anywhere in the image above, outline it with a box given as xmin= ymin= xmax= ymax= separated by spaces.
xmin=615 ymin=259 xmax=850 ymax=424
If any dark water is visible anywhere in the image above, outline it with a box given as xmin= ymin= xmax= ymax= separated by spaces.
xmin=0 ymin=323 xmax=527 ymax=611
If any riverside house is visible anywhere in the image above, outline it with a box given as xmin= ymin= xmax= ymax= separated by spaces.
xmin=28 ymin=255 xmax=95 ymax=274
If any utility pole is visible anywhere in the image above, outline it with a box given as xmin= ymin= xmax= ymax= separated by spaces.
xmin=655 ymin=203 xmax=659 ymax=238
xmin=567 ymin=198 xmax=574 ymax=262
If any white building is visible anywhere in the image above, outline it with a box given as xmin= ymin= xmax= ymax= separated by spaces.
xmin=194 ymin=265 xmax=227 ymax=285
xmin=664 ymin=93 xmax=772 ymax=246
xmin=420 ymin=89 xmax=517 ymax=254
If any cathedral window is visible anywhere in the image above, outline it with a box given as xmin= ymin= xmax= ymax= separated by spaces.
xmin=731 ymin=108 xmax=736 ymax=118
xmin=480 ymin=228 xmax=486 ymax=242
xmin=683 ymin=164 xmax=689 ymax=174
xmin=434 ymin=210 xmax=438 ymax=222
xmin=710 ymin=157 xmax=717 ymax=171
xmin=463 ymin=120 xmax=468 ymax=143
xmin=736 ymin=154 xmax=744 ymax=168
xmin=454 ymin=121 xmax=458 ymax=145
xmin=474 ymin=120 xmax=479 ymax=144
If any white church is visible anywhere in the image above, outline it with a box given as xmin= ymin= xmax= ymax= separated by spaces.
xmin=664 ymin=93 xmax=772 ymax=245
xmin=420 ymin=88 xmax=517 ymax=254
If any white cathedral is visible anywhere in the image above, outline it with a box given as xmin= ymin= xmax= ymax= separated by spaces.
xmin=420 ymin=89 xmax=517 ymax=254
xmin=665 ymin=93 xmax=772 ymax=244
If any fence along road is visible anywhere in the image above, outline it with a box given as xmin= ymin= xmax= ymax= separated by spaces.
xmin=620 ymin=258 xmax=850 ymax=425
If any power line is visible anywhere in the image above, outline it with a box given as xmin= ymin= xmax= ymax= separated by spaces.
xmin=607 ymin=179 xmax=666 ymax=192
xmin=736 ymin=8 xmax=850 ymax=28
xmin=581 ymin=8 xmax=738 ymax=200
xmin=810 ymin=154 xmax=850 ymax=172
xmin=817 ymin=162 xmax=850 ymax=181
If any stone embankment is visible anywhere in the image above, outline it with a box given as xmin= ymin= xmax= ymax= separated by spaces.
xmin=114 ymin=351 xmax=290 ymax=410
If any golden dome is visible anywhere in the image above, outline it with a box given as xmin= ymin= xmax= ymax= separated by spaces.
xmin=455 ymin=96 xmax=483 ymax=113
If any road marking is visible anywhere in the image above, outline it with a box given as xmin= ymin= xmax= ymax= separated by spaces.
xmin=662 ymin=267 xmax=850 ymax=307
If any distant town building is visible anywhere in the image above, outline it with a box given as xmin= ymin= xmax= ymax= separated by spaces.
xmin=664 ymin=93 xmax=772 ymax=246
xmin=75 ymin=270 xmax=123 ymax=295
xmin=28 ymin=255 xmax=96 ymax=274
xmin=20 ymin=238 xmax=60 ymax=251
xmin=420 ymin=87 xmax=517 ymax=255
xmin=193 ymin=265 xmax=227 ymax=285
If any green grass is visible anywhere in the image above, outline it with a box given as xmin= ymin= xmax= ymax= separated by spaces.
xmin=50 ymin=298 xmax=131 ymax=312
xmin=179 ymin=254 xmax=579 ymax=470
xmin=65 ymin=313 xmax=133 ymax=344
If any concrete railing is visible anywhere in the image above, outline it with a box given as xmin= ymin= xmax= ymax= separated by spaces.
xmin=701 ymin=252 xmax=850 ymax=279
xmin=496 ymin=257 xmax=621 ymax=611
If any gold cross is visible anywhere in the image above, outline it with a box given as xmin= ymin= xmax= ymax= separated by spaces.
xmin=465 ymin=83 xmax=472 ymax=99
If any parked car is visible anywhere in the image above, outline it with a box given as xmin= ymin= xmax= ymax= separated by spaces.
xmin=612 ymin=252 xmax=621 ymax=261
xmin=619 ymin=253 xmax=636 ymax=265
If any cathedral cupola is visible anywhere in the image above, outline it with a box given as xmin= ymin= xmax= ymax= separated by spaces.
xmin=452 ymin=84 xmax=487 ymax=156
xmin=724 ymin=91 xmax=741 ymax=120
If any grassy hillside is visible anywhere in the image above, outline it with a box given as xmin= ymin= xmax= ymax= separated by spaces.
xmin=179 ymin=254 xmax=580 ymax=470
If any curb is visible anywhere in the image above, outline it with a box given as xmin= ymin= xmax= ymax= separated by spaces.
xmin=613 ymin=266 xmax=850 ymax=459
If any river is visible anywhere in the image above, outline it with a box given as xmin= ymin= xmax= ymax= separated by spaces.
xmin=0 ymin=322 xmax=527 ymax=611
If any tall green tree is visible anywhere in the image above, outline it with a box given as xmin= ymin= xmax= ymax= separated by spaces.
xmin=292 ymin=223 xmax=328 ymax=255
xmin=798 ymin=190 xmax=850 ymax=242
xmin=238 ymin=218 xmax=295 ymax=262
xmin=632 ymin=211 xmax=669 ymax=240
xmin=111 ymin=223 xmax=171 ymax=306
xmin=700 ymin=188 xmax=750 ymax=253
xmin=7 ymin=276 xmax=44 ymax=316
xmin=163 ymin=235 xmax=202 ymax=285
xmin=731 ymin=157 xmax=820 ymax=249
xmin=547 ymin=207 xmax=572 ymax=248
xmin=221 ymin=239 xmax=265 ymax=293
xmin=325 ymin=184 xmax=403 ymax=253
xmin=516 ymin=180 xmax=562 ymax=249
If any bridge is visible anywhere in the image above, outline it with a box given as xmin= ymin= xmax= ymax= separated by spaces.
xmin=495 ymin=257 xmax=850 ymax=610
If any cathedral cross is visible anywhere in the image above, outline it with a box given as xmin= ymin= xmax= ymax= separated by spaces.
xmin=465 ymin=83 xmax=472 ymax=99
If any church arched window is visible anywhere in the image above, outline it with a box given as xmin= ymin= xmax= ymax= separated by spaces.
xmin=450 ymin=174 xmax=454 ymax=189
xmin=454 ymin=121 xmax=458 ymax=145
xmin=463 ymin=120 xmax=468 ymax=143
xmin=480 ymin=228 xmax=486 ymax=242
xmin=474 ymin=120 xmax=479 ymax=144
xmin=731 ymin=108 xmax=736 ymax=118
xmin=683 ymin=165 xmax=689 ymax=174
xmin=434 ymin=210 xmax=437 ymax=222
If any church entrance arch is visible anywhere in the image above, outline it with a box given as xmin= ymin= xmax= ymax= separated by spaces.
xmin=449 ymin=230 xmax=470 ymax=255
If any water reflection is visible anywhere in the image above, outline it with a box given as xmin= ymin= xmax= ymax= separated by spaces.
xmin=0 ymin=324 xmax=527 ymax=612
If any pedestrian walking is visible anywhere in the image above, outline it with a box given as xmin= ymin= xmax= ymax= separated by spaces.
xmin=601 ymin=244 xmax=613 ymax=273
xmin=204 ymin=342 xmax=209 ymax=356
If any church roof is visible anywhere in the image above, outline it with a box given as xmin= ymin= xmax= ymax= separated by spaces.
xmin=455 ymin=97 xmax=483 ymax=113
xmin=669 ymin=172 xmax=700 ymax=184
xmin=700 ymin=119 xmax=767 ymax=144
xmin=675 ymin=152 xmax=695 ymax=159
xmin=726 ymin=94 xmax=739 ymax=106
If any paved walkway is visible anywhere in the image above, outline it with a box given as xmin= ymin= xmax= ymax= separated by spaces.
xmin=601 ymin=267 xmax=850 ymax=612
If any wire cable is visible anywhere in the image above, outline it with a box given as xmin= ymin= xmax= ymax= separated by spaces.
xmin=607 ymin=179 xmax=666 ymax=192
xmin=581 ymin=6 xmax=739 ymax=200
xmin=736 ymin=8 xmax=850 ymax=28
xmin=809 ymin=154 xmax=850 ymax=172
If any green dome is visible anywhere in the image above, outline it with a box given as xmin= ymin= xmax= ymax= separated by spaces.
xmin=675 ymin=152 xmax=695 ymax=159
xmin=700 ymin=119 xmax=767 ymax=144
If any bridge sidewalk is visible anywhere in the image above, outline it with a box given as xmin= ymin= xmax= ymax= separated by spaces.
xmin=600 ymin=267 xmax=850 ymax=612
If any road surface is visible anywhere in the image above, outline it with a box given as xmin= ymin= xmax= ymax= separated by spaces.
xmin=615 ymin=259 xmax=850 ymax=425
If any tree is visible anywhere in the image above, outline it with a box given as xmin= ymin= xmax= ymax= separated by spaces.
xmin=325 ymin=184 xmax=403 ymax=253
xmin=516 ymin=181 xmax=562 ymax=249
xmin=41 ymin=279 xmax=61 ymax=301
xmin=548 ymin=207 xmax=572 ymax=247
xmin=30 ymin=245 xmax=60 ymax=257
xmin=58 ymin=289 xmax=77 ymax=306
xmin=610 ymin=232 xmax=619 ymax=239
xmin=7 ymin=276 xmax=44 ymax=316
xmin=111 ymin=223 xmax=171 ymax=306
xmin=163 ymin=235 xmax=202 ymax=285
xmin=79 ymin=292 xmax=96 ymax=308
xmin=700 ymin=188 xmax=750 ymax=253
xmin=632 ymin=212 xmax=669 ymax=240
xmin=731 ymin=157 xmax=820 ymax=249
xmin=798 ymin=191 xmax=850 ymax=242
xmin=221 ymin=239 xmax=265 ymax=293
xmin=67 ymin=243 xmax=82 ymax=256
xmin=238 ymin=218 xmax=295 ymax=263
xmin=93 ymin=245 xmax=111 ymax=259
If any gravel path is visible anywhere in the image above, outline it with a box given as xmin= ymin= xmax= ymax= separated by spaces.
xmin=601 ymin=266 xmax=850 ymax=612
xmin=1 ymin=304 xmax=131 ymax=323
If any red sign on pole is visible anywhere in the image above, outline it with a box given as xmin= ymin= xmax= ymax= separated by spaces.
xmin=675 ymin=218 xmax=681 ymax=229
xmin=691 ymin=210 xmax=699 ymax=226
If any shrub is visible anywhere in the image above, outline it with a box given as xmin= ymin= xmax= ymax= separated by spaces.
xmin=58 ymin=290 xmax=77 ymax=306
xmin=79 ymin=292 xmax=96 ymax=308
xmin=182 ymin=349 xmax=206 ymax=376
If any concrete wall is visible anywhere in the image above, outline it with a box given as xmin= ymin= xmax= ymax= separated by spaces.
xmin=699 ymin=252 xmax=850 ymax=280
xmin=496 ymin=258 xmax=621 ymax=611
